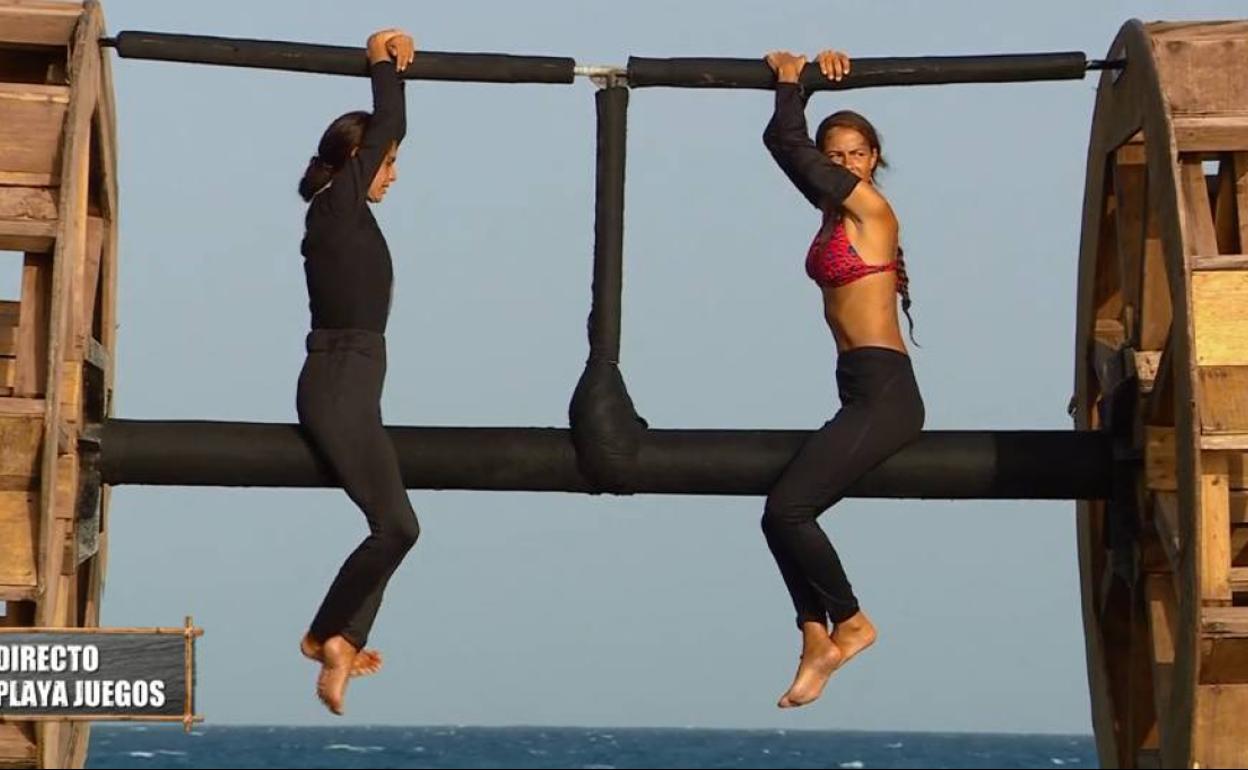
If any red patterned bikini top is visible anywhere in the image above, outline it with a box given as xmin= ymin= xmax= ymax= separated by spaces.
xmin=805 ymin=218 xmax=899 ymax=289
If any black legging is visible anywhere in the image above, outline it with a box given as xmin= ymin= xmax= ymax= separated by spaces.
xmin=297 ymin=329 xmax=420 ymax=649
xmin=762 ymin=346 xmax=924 ymax=627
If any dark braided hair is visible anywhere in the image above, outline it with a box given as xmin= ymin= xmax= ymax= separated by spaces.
xmin=815 ymin=110 xmax=917 ymax=344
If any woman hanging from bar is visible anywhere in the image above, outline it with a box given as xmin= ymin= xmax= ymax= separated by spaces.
xmin=760 ymin=49 xmax=924 ymax=708
xmin=293 ymin=27 xmax=418 ymax=715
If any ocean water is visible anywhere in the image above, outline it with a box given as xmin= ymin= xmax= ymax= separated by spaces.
xmin=85 ymin=725 xmax=1098 ymax=769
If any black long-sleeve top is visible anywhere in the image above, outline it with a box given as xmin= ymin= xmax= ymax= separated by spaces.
xmin=301 ymin=61 xmax=407 ymax=333
xmin=762 ymin=82 xmax=860 ymax=212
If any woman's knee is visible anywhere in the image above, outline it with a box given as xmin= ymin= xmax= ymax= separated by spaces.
xmin=375 ymin=512 xmax=420 ymax=556
xmin=391 ymin=515 xmax=420 ymax=551
xmin=761 ymin=493 xmax=818 ymax=533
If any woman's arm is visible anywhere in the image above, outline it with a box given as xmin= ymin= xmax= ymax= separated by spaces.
xmin=761 ymin=50 xmax=890 ymax=224
xmin=330 ymin=29 xmax=412 ymax=207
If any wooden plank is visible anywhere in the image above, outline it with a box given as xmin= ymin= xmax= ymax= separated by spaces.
xmin=0 ymin=2 xmax=81 ymax=47
xmin=0 ymin=301 xmax=18 ymax=339
xmin=36 ymin=0 xmax=97 ymax=625
xmin=1151 ymin=428 xmax=1248 ymax=489
xmin=1192 ymin=254 xmax=1248 ymax=271
xmin=97 ymin=210 xmax=115 ymax=401
xmin=0 ymin=220 xmax=55 ymax=253
xmin=0 ymin=397 xmax=44 ymax=417
xmin=1213 ymin=159 xmax=1240 ymax=256
xmin=0 ymin=415 xmax=40 ymax=513
xmin=1193 ymin=684 xmax=1248 ymax=767
xmin=1139 ymin=213 xmax=1171 ymax=352
xmin=1154 ymin=492 xmax=1182 ymax=572
xmin=1192 ymin=271 xmax=1248 ymax=365
xmin=1145 ymin=574 xmax=1176 ymax=753
xmin=73 ymin=459 xmax=98 ymax=567
xmin=1193 ymin=631 xmax=1248 ymax=683
xmin=0 ymin=83 xmax=68 ymax=180
xmin=1232 ymin=491 xmax=1248 ymax=525
xmin=0 ymin=585 xmax=35 ymax=601
xmin=75 ymin=215 xmax=101 ymax=356
xmin=51 ymin=454 xmax=74 ymax=527
xmin=1151 ymin=23 xmax=1248 ymax=114
xmin=1200 ymin=637 xmax=1248 ymax=685
xmin=1147 ymin=20 xmax=1248 ymax=39
xmin=1094 ymin=185 xmax=1124 ymax=323
xmin=1116 ymin=133 xmax=1145 ymax=166
xmin=1233 ymin=522 xmax=1248 ymax=567
xmin=1148 ymin=426 xmax=1179 ymax=491
xmin=94 ymin=36 xmax=117 ymax=223
xmin=91 ymin=12 xmax=116 ymax=468
xmin=1199 ymin=366 xmax=1248 ymax=433
xmin=58 ymin=360 xmax=79 ymax=424
xmin=0 ymin=187 xmax=56 ymax=220
xmin=1096 ymin=317 xmax=1125 ymax=345
xmin=1114 ymin=160 xmax=1147 ymax=340
xmin=0 ymin=83 xmax=69 ymax=104
xmin=0 ymin=171 xmax=54 ymax=187
xmin=0 ymin=477 xmax=36 ymax=493
xmin=1236 ymin=153 xmax=1248 ymax=264
xmin=0 ymin=491 xmax=37 ymax=586
xmin=1200 ymin=434 xmax=1248 ymax=450
xmin=81 ymin=527 xmax=102 ymax=625
xmin=35 ymin=720 xmax=62 ymax=770
xmin=1182 ymin=158 xmax=1221 ymax=258
xmin=83 ymin=335 xmax=105 ymax=371
xmin=1127 ymin=590 xmax=1161 ymax=766
xmin=13 ymin=253 xmax=48 ymax=397
xmin=54 ymin=418 xmax=71 ymax=455
xmin=0 ymin=723 xmax=36 ymax=768
xmin=1229 ymin=453 xmax=1248 ymax=495
xmin=66 ymin=722 xmax=87 ymax=770
xmin=1201 ymin=452 xmax=1232 ymax=604
xmin=1203 ymin=607 xmax=1248 ymax=638
xmin=1173 ymin=116 xmax=1248 ymax=152
xmin=1231 ymin=567 xmax=1248 ymax=594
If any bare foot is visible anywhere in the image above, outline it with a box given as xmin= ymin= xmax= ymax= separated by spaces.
xmin=777 ymin=621 xmax=845 ymax=708
xmin=830 ymin=610 xmax=877 ymax=669
xmin=300 ymin=633 xmax=383 ymax=677
xmin=315 ymin=635 xmax=356 ymax=715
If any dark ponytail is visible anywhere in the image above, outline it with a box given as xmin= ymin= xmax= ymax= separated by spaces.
xmin=894 ymin=247 xmax=917 ymax=346
xmin=297 ymin=110 xmax=372 ymax=202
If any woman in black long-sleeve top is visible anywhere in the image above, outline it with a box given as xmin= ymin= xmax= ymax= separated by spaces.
xmin=293 ymin=27 xmax=417 ymax=715
xmin=760 ymin=49 xmax=924 ymax=709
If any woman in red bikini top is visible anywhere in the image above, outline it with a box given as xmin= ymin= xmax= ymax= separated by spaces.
xmin=764 ymin=49 xmax=915 ymax=354
xmin=757 ymin=49 xmax=924 ymax=712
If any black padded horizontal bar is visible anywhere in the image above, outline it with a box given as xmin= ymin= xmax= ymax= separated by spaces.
xmin=99 ymin=420 xmax=1113 ymax=500
xmin=106 ymin=31 xmax=576 ymax=84
xmin=626 ymin=51 xmax=1089 ymax=90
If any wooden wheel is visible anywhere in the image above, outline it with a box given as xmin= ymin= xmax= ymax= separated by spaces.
xmin=0 ymin=1 xmax=117 ymax=766
xmin=1074 ymin=19 xmax=1248 ymax=770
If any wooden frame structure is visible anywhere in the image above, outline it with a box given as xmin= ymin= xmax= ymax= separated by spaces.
xmin=1074 ymin=19 xmax=1248 ymax=770
xmin=0 ymin=1 xmax=115 ymax=766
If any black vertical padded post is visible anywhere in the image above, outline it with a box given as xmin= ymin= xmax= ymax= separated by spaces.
xmin=569 ymin=85 xmax=648 ymax=492
xmin=590 ymin=85 xmax=626 ymax=362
